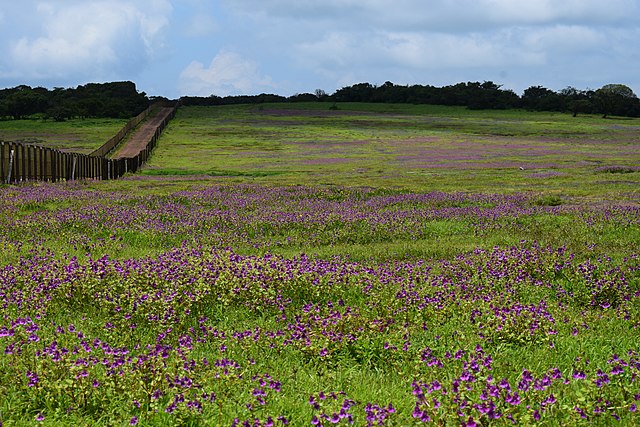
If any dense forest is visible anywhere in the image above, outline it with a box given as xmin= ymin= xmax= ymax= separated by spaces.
xmin=2 ymin=80 xmax=639 ymax=120
xmin=0 ymin=81 xmax=150 ymax=121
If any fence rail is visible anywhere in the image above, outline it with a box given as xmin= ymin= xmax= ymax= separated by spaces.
xmin=89 ymin=103 xmax=158 ymax=158
xmin=1 ymin=102 xmax=178 ymax=184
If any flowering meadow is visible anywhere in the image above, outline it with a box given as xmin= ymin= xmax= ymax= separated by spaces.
xmin=0 ymin=180 xmax=638 ymax=426
xmin=144 ymin=103 xmax=640 ymax=197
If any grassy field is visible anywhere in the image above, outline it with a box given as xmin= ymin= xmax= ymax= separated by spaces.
xmin=0 ymin=117 xmax=127 ymax=154
xmin=143 ymin=103 xmax=640 ymax=200
xmin=0 ymin=104 xmax=638 ymax=426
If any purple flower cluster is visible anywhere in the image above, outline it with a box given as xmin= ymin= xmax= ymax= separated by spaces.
xmin=2 ymin=183 xmax=638 ymax=258
xmin=0 ymin=182 xmax=638 ymax=424
xmin=309 ymin=391 xmax=356 ymax=425
xmin=411 ymin=345 xmax=640 ymax=424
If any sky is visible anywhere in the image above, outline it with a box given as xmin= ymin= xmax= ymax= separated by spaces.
xmin=1 ymin=0 xmax=639 ymax=99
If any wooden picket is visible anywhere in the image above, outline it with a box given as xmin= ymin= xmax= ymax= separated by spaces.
xmin=1 ymin=102 xmax=178 ymax=184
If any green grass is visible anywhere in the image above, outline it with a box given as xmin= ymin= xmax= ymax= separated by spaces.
xmin=0 ymin=117 xmax=127 ymax=154
xmin=0 ymin=104 xmax=639 ymax=425
xmin=137 ymin=103 xmax=640 ymax=201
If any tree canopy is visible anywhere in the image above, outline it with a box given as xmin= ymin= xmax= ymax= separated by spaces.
xmin=180 ymin=81 xmax=640 ymax=118
xmin=595 ymin=84 xmax=639 ymax=118
xmin=0 ymin=82 xmax=149 ymax=121
xmin=2 ymin=80 xmax=639 ymax=119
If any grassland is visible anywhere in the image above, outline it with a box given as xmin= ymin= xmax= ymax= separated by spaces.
xmin=0 ymin=104 xmax=638 ymax=426
xmin=0 ymin=117 xmax=127 ymax=154
xmin=143 ymin=103 xmax=640 ymax=200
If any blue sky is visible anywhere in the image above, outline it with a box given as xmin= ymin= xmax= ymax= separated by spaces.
xmin=1 ymin=0 xmax=639 ymax=99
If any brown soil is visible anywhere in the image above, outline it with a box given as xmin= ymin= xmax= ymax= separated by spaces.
xmin=112 ymin=107 xmax=174 ymax=159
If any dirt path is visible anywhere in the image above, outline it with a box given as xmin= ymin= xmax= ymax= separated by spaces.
xmin=112 ymin=107 xmax=175 ymax=159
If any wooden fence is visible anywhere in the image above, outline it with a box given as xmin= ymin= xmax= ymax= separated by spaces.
xmin=1 ymin=102 xmax=178 ymax=184
xmin=89 ymin=103 xmax=157 ymax=158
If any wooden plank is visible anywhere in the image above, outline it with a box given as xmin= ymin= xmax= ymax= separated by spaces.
xmin=13 ymin=144 xmax=20 ymax=182
xmin=44 ymin=149 xmax=50 ymax=181
xmin=16 ymin=144 xmax=23 ymax=182
xmin=0 ymin=142 xmax=5 ymax=183
xmin=34 ymin=147 xmax=39 ymax=181
xmin=9 ymin=144 xmax=15 ymax=183
xmin=54 ymin=150 xmax=60 ymax=182
xmin=7 ymin=144 xmax=16 ymax=183
xmin=39 ymin=147 xmax=45 ymax=181
xmin=26 ymin=145 xmax=32 ymax=181
xmin=61 ymin=152 xmax=67 ymax=181
xmin=25 ymin=144 xmax=30 ymax=182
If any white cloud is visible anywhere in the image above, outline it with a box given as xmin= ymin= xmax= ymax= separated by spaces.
xmin=481 ymin=0 xmax=637 ymax=24
xmin=2 ymin=0 xmax=638 ymax=98
xmin=219 ymin=0 xmax=639 ymax=96
xmin=295 ymin=29 xmax=545 ymax=78
xmin=2 ymin=1 xmax=171 ymax=81
xmin=179 ymin=51 xmax=275 ymax=96
xmin=381 ymin=32 xmax=538 ymax=69
xmin=521 ymin=25 xmax=608 ymax=54
xmin=227 ymin=0 xmax=639 ymax=31
xmin=186 ymin=14 xmax=219 ymax=37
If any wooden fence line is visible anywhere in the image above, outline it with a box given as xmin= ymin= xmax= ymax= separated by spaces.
xmin=1 ymin=102 xmax=178 ymax=184
xmin=89 ymin=102 xmax=161 ymax=158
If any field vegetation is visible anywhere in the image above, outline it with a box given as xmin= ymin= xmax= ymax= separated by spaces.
xmin=0 ymin=118 xmax=127 ymax=154
xmin=146 ymin=103 xmax=639 ymax=199
xmin=0 ymin=104 xmax=638 ymax=426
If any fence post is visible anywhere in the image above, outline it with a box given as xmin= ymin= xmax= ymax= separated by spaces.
xmin=26 ymin=145 xmax=32 ymax=181
xmin=7 ymin=148 xmax=15 ymax=183
xmin=16 ymin=144 xmax=23 ymax=182
xmin=52 ymin=150 xmax=57 ymax=182
xmin=33 ymin=146 xmax=39 ymax=180
xmin=72 ymin=157 xmax=77 ymax=181
xmin=38 ymin=147 xmax=44 ymax=180
xmin=22 ymin=144 xmax=27 ymax=182
xmin=52 ymin=150 xmax=58 ymax=182
xmin=14 ymin=144 xmax=21 ymax=182
xmin=0 ymin=142 xmax=4 ymax=183
xmin=44 ymin=150 xmax=50 ymax=181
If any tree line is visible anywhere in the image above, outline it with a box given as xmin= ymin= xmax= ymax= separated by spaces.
xmin=2 ymin=80 xmax=639 ymax=120
xmin=0 ymin=81 xmax=150 ymax=121
xmin=182 ymin=81 xmax=640 ymax=118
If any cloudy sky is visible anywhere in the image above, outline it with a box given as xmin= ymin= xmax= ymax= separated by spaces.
xmin=1 ymin=0 xmax=639 ymax=98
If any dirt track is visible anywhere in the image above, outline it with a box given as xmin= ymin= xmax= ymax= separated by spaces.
xmin=112 ymin=107 xmax=175 ymax=159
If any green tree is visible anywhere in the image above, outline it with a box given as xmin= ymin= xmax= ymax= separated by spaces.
xmin=4 ymin=87 xmax=49 ymax=119
xmin=522 ymin=86 xmax=563 ymax=111
xmin=559 ymin=87 xmax=595 ymax=117
xmin=334 ymin=83 xmax=375 ymax=102
xmin=595 ymin=84 xmax=639 ymax=118
xmin=314 ymin=89 xmax=328 ymax=101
